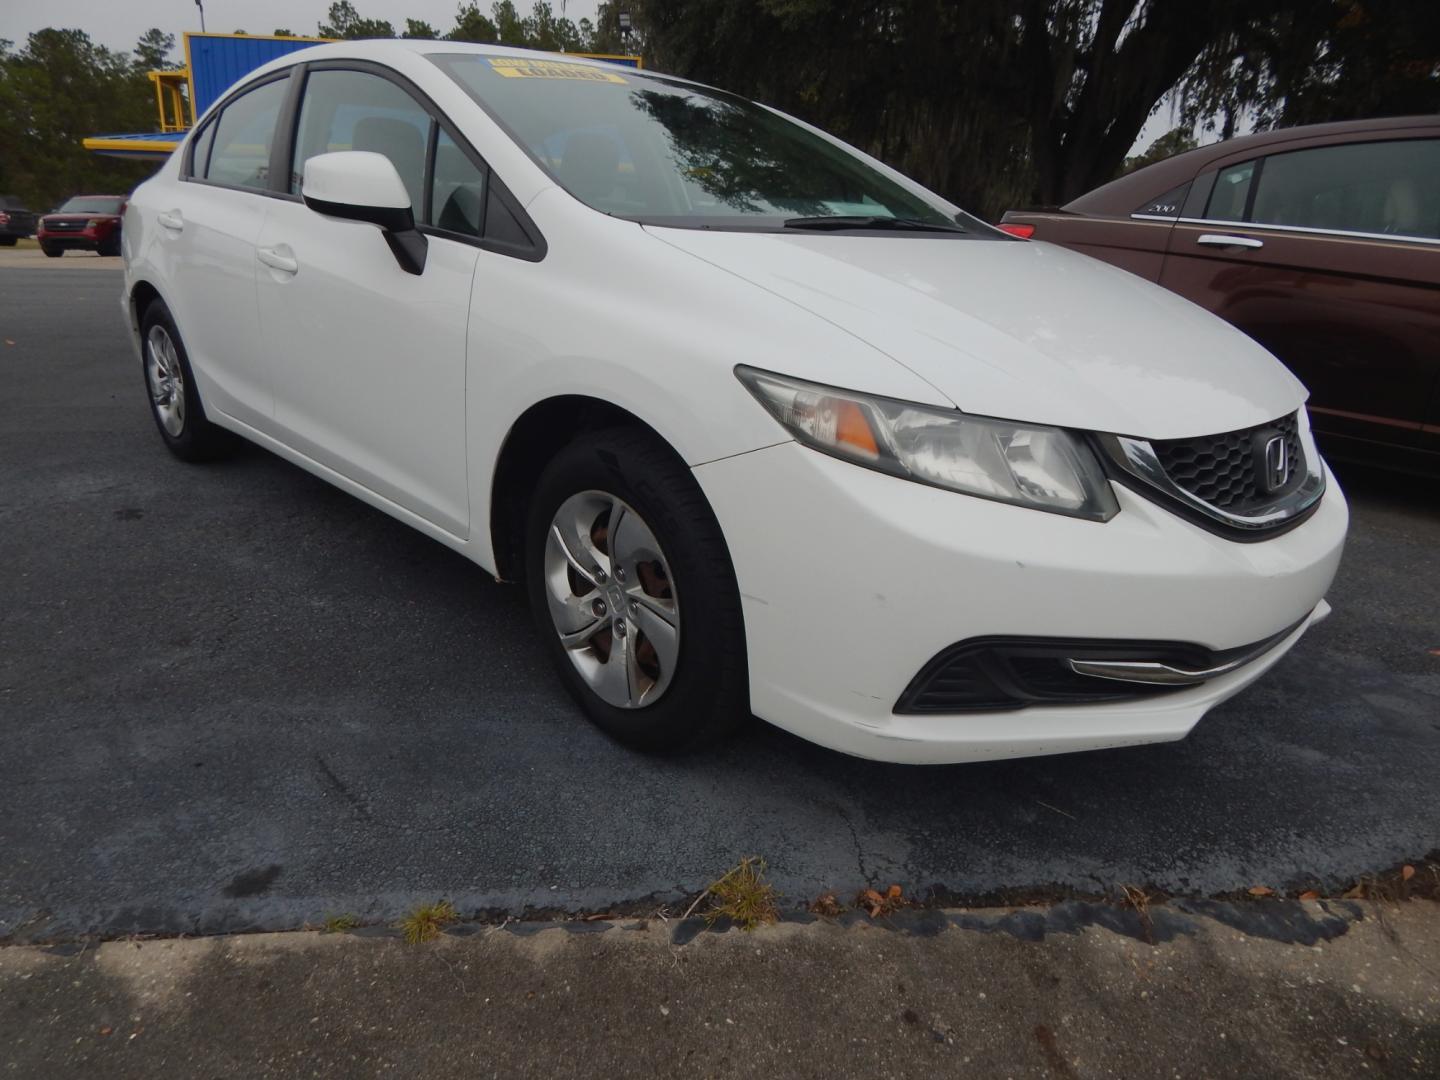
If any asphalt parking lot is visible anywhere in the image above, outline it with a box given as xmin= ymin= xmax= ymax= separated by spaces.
xmin=2 ymin=265 xmax=1437 ymax=941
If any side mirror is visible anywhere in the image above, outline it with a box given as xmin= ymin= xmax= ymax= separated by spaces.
xmin=301 ymin=151 xmax=427 ymax=275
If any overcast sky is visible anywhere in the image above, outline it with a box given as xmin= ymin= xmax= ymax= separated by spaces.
xmin=1 ymin=0 xmax=1177 ymax=154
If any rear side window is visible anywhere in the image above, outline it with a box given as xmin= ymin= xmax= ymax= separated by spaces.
xmin=1206 ymin=161 xmax=1255 ymax=222
xmin=1134 ymin=183 xmax=1190 ymax=218
xmin=291 ymin=69 xmax=433 ymax=212
xmin=1249 ymin=139 xmax=1440 ymax=240
xmin=205 ymin=78 xmax=288 ymax=190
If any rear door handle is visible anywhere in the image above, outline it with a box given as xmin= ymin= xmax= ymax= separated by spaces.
xmin=156 ymin=210 xmax=184 ymax=232
xmin=257 ymin=245 xmax=299 ymax=274
xmin=1196 ymin=233 xmax=1263 ymax=249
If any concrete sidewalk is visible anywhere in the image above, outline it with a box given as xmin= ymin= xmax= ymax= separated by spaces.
xmin=4 ymin=901 xmax=1437 ymax=1078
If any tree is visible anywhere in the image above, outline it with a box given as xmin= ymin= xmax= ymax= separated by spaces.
xmin=133 ymin=28 xmax=175 ymax=70
xmin=1123 ymin=126 xmax=1198 ymax=174
xmin=0 ymin=29 xmax=157 ymax=211
xmin=402 ymin=19 xmax=440 ymax=40
xmin=637 ymin=0 xmax=1438 ymax=216
xmin=448 ymin=4 xmax=499 ymax=43
xmin=317 ymin=2 xmax=396 ymax=39
xmin=1180 ymin=0 xmax=1440 ymax=137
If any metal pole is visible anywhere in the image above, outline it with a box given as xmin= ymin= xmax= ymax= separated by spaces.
xmin=195 ymin=1 xmax=206 ymax=33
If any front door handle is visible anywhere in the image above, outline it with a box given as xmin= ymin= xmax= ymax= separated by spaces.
xmin=257 ymin=245 xmax=299 ymax=274
xmin=1196 ymin=233 xmax=1264 ymax=249
xmin=156 ymin=210 xmax=184 ymax=231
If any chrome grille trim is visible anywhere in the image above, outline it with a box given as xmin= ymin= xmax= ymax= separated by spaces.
xmin=1099 ymin=409 xmax=1326 ymax=535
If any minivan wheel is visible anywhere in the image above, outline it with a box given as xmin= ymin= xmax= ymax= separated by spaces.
xmin=139 ymin=299 xmax=231 ymax=461
xmin=525 ymin=428 xmax=748 ymax=752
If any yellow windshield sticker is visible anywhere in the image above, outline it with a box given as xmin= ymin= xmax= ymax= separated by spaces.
xmin=488 ymin=57 xmax=627 ymax=83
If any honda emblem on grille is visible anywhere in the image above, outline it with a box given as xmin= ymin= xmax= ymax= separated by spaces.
xmin=1261 ymin=434 xmax=1290 ymax=493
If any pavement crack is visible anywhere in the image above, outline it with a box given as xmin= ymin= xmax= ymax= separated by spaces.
xmin=835 ymin=805 xmax=876 ymax=888
xmin=313 ymin=753 xmax=374 ymax=823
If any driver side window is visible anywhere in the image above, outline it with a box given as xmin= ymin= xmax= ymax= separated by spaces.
xmin=291 ymin=69 xmax=432 ymax=213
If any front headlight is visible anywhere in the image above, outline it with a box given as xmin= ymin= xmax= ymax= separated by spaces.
xmin=736 ymin=366 xmax=1118 ymax=521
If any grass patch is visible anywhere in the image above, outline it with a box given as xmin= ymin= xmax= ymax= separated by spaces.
xmin=321 ymin=913 xmax=360 ymax=933
xmin=400 ymin=900 xmax=457 ymax=944
xmin=15 ymin=237 xmax=38 ymax=250
xmin=699 ymin=857 xmax=779 ymax=931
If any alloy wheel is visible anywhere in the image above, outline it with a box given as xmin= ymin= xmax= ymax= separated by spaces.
xmin=543 ymin=490 xmax=680 ymax=709
xmin=145 ymin=324 xmax=186 ymax=437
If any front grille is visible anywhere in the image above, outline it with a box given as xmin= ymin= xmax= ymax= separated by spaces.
xmin=45 ymin=220 xmax=84 ymax=232
xmin=1150 ymin=412 xmax=1299 ymax=512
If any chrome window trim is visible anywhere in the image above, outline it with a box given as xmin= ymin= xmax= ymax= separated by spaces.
xmin=1101 ymin=409 xmax=1327 ymax=533
xmin=1126 ymin=212 xmax=1440 ymax=247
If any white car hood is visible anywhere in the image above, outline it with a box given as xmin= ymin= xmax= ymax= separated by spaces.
xmin=644 ymin=227 xmax=1306 ymax=440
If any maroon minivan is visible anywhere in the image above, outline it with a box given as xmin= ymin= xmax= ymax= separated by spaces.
xmin=1000 ymin=117 xmax=1440 ymax=475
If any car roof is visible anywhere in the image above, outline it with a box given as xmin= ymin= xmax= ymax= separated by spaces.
xmin=1065 ymin=114 xmax=1440 ymax=215
xmin=247 ymin=38 xmax=698 ymax=90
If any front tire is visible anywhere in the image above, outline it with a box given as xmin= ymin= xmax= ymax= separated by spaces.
xmin=139 ymin=299 xmax=231 ymax=461
xmin=525 ymin=428 xmax=748 ymax=753
xmin=40 ymin=243 xmax=62 ymax=257
xmin=0 ymin=236 xmax=17 ymax=247
xmin=99 ymin=235 xmax=121 ymax=257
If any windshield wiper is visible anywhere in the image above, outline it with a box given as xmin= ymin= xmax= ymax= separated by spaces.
xmin=782 ymin=215 xmax=967 ymax=234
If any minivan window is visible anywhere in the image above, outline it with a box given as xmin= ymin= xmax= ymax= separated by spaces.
xmin=1249 ymin=139 xmax=1440 ymax=240
xmin=1205 ymin=161 xmax=1255 ymax=222
xmin=292 ymin=69 xmax=433 ymax=213
xmin=430 ymin=53 xmax=966 ymax=231
xmin=205 ymin=78 xmax=289 ymax=189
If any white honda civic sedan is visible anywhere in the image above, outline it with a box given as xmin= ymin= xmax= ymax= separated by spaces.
xmin=122 ymin=41 xmax=1347 ymax=764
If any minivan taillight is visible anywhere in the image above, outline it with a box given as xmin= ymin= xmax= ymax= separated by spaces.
xmin=0 ymin=212 xmax=9 ymax=225
xmin=998 ymin=223 xmax=1035 ymax=239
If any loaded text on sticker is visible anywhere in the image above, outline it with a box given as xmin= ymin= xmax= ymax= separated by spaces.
xmin=488 ymin=58 xmax=627 ymax=83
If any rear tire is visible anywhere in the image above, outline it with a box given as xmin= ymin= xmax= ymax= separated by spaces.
xmin=40 ymin=243 xmax=62 ymax=258
xmin=525 ymin=428 xmax=748 ymax=753
xmin=0 ymin=236 xmax=16 ymax=247
xmin=139 ymin=299 xmax=232 ymax=462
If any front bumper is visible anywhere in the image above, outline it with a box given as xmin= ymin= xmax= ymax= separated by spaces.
xmin=693 ymin=441 xmax=1347 ymax=764
xmin=38 ymin=234 xmax=103 ymax=250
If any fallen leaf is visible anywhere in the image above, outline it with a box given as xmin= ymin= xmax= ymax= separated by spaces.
xmin=808 ymin=891 xmax=843 ymax=918
xmin=98 ymin=1026 xmax=113 ymax=1037
xmin=1248 ymin=885 xmax=1274 ymax=897
xmin=1401 ymin=865 xmax=1415 ymax=882
xmin=886 ymin=884 xmax=902 ymax=900
xmin=859 ymin=888 xmax=885 ymax=917
xmin=1342 ymin=883 xmax=1366 ymax=899
xmin=1298 ymin=890 xmax=1320 ymax=901
xmin=3 ymin=339 xmax=14 ymax=346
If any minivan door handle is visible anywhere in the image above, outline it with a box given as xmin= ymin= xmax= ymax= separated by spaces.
xmin=156 ymin=210 xmax=184 ymax=231
xmin=1196 ymin=233 xmax=1264 ymax=249
xmin=257 ymin=245 xmax=299 ymax=275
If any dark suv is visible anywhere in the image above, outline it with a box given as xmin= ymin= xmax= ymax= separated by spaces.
xmin=38 ymin=195 xmax=127 ymax=258
xmin=1000 ymin=116 xmax=1440 ymax=475
xmin=0 ymin=195 xmax=39 ymax=245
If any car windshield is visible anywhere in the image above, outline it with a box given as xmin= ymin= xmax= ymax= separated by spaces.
xmin=57 ymin=197 xmax=123 ymax=214
xmin=431 ymin=53 xmax=971 ymax=232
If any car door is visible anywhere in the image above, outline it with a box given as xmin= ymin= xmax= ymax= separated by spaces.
xmin=1159 ymin=135 xmax=1440 ymax=453
xmin=254 ymin=63 xmax=481 ymax=537
xmin=159 ymin=71 xmax=293 ymax=428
